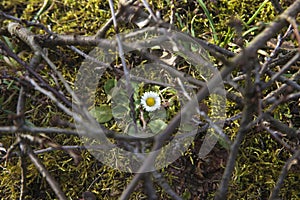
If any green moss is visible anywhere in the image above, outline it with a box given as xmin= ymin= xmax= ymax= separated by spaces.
xmin=21 ymin=0 xmax=112 ymax=35
xmin=227 ymin=130 xmax=298 ymax=199
xmin=152 ymin=0 xmax=276 ymax=45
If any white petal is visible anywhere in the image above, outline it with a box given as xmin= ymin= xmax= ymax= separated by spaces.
xmin=141 ymin=91 xmax=161 ymax=112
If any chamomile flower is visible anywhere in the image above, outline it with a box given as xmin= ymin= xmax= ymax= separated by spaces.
xmin=141 ymin=91 xmax=161 ymax=112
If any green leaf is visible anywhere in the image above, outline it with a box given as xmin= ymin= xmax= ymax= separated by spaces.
xmin=0 ymin=96 xmax=3 ymax=108
xmin=90 ymin=105 xmax=113 ymax=123
xmin=104 ymin=79 xmax=116 ymax=95
xmin=126 ymin=124 xmax=143 ymax=136
xmin=149 ymin=109 xmax=166 ymax=120
xmin=246 ymin=0 xmax=269 ymax=25
xmin=24 ymin=119 xmax=36 ymax=127
xmin=218 ymin=137 xmax=231 ymax=150
xmin=112 ymin=104 xmax=129 ymax=119
xmin=126 ymin=124 xmax=137 ymax=136
xmin=111 ymin=88 xmax=129 ymax=104
xmin=197 ymin=0 xmax=218 ymax=43
xmin=182 ymin=189 xmax=192 ymax=199
xmin=148 ymin=119 xmax=167 ymax=134
xmin=179 ymin=123 xmax=195 ymax=132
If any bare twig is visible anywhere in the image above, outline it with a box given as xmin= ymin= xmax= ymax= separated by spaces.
xmin=0 ymin=11 xmax=52 ymax=34
xmin=37 ymin=34 xmax=114 ymax=47
xmin=140 ymin=0 xmax=159 ymax=22
xmin=121 ymin=2 xmax=300 ymax=199
xmin=270 ymin=0 xmax=283 ymax=13
xmin=24 ymin=76 xmax=75 ymax=116
xmin=0 ymin=41 xmax=73 ymax=108
xmin=262 ymin=125 xmax=295 ymax=153
xmin=264 ymin=62 xmax=300 ymax=103
xmin=214 ymin=59 xmax=256 ymax=200
xmin=263 ymin=113 xmax=298 ymax=139
xmin=268 ymin=149 xmax=300 ymax=200
xmin=22 ymin=140 xmax=67 ymax=200
xmin=109 ymin=0 xmax=138 ymax=133
xmin=286 ymin=17 xmax=300 ymax=52
xmin=152 ymin=171 xmax=182 ymax=200
xmin=262 ymin=52 xmax=300 ymax=90
xmin=0 ymin=137 xmax=21 ymax=164
xmin=68 ymin=45 xmax=111 ymax=69
xmin=19 ymin=142 xmax=28 ymax=200
xmin=265 ymin=68 xmax=300 ymax=91
xmin=33 ymin=145 xmax=110 ymax=154
xmin=95 ymin=0 xmax=135 ymax=38
xmin=142 ymin=173 xmax=158 ymax=200
xmin=0 ymin=124 xmax=155 ymax=143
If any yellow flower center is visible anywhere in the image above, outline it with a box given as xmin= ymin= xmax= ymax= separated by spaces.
xmin=146 ymin=97 xmax=155 ymax=107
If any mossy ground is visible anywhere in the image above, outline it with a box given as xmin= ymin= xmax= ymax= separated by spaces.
xmin=0 ymin=0 xmax=299 ymax=199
